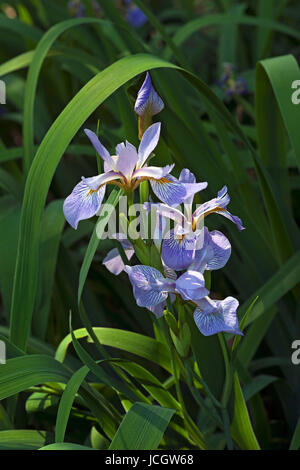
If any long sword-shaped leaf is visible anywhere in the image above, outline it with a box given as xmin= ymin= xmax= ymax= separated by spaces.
xmin=109 ymin=402 xmax=175 ymax=450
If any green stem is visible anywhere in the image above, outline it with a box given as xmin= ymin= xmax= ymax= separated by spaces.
xmin=218 ymin=333 xmax=232 ymax=408
xmin=162 ymin=315 xmax=206 ymax=449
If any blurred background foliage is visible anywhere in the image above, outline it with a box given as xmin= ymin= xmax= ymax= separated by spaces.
xmin=0 ymin=0 xmax=299 ymax=450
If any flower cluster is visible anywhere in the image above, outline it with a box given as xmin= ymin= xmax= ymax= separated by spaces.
xmin=63 ymin=72 xmax=245 ymax=337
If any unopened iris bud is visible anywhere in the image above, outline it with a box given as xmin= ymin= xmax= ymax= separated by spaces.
xmin=134 ymin=72 xmax=164 ymax=139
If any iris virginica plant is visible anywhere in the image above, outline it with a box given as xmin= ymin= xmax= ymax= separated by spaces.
xmin=64 ymin=72 xmax=244 ymax=337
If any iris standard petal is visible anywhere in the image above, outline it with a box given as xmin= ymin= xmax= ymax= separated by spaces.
xmin=115 ymin=141 xmax=139 ymax=179
xmin=63 ymin=178 xmax=106 ymax=229
xmin=179 ymin=169 xmax=207 ymax=205
xmin=134 ymin=72 xmax=164 ymax=116
xmin=150 ymin=174 xmax=187 ymax=206
xmin=84 ymin=129 xmax=115 ymax=169
xmin=176 ymin=271 xmax=209 ymax=301
xmin=137 ymin=122 xmax=161 ymax=167
xmin=161 ymin=229 xmax=197 ymax=271
xmin=125 ymin=265 xmax=172 ymax=307
xmin=193 ymin=296 xmax=242 ymax=336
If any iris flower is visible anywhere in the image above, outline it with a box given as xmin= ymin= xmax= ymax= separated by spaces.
xmin=194 ymin=297 xmax=242 ymax=336
xmin=150 ymin=169 xmax=244 ymax=270
xmin=125 ymin=265 xmax=208 ymax=310
xmin=63 ymin=122 xmax=187 ymax=229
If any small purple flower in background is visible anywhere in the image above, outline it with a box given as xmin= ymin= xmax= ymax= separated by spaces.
xmin=135 ymin=72 xmax=164 ymax=139
xmin=218 ymin=63 xmax=248 ymax=101
xmin=125 ymin=0 xmax=147 ymax=28
xmin=68 ymin=0 xmax=85 ymax=18
xmin=194 ymin=297 xmax=242 ymax=336
xmin=63 ymin=122 xmax=187 ymax=229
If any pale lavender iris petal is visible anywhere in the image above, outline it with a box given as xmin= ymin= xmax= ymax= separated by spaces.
xmin=116 ymin=142 xmax=125 ymax=154
xmin=115 ymin=142 xmax=139 ymax=179
xmin=218 ymin=211 xmax=244 ymax=231
xmin=176 ymin=271 xmax=209 ymax=301
xmin=184 ymin=182 xmax=208 ymax=203
xmin=125 ymin=265 xmax=173 ymax=307
xmin=134 ymin=72 xmax=164 ymax=117
xmin=179 ymin=169 xmax=206 ymax=204
xmin=179 ymin=168 xmax=196 ymax=184
xmin=161 ymin=229 xmax=197 ymax=271
xmin=84 ymin=129 xmax=115 ymax=169
xmin=63 ymin=178 xmax=105 ymax=229
xmin=150 ymin=174 xmax=187 ymax=206
xmin=194 ymin=297 xmax=242 ymax=336
xmin=133 ymin=163 xmax=174 ymax=180
xmin=138 ymin=122 xmax=161 ymax=167
xmin=192 ymin=228 xmax=231 ymax=272
xmin=193 ymin=185 xmax=230 ymax=218
xmin=83 ymin=171 xmax=121 ymax=190
xmin=102 ymin=242 xmax=135 ymax=276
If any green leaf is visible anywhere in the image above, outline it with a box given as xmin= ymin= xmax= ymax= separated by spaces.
xmin=166 ymin=14 xmax=300 ymax=60
xmin=33 ymin=199 xmax=65 ymax=339
xmin=22 ymin=17 xmax=119 ymax=175
xmin=243 ymin=375 xmax=278 ymax=402
xmin=109 ymin=402 xmax=175 ymax=450
xmin=231 ymin=373 xmax=260 ymax=450
xmin=240 ymin=250 xmax=300 ymax=327
xmin=0 ymin=355 xmax=71 ymax=400
xmin=55 ymin=366 xmax=89 ymax=443
xmin=0 ymin=430 xmax=52 ymax=450
xmin=290 ymin=417 xmax=300 ymax=450
xmin=39 ymin=443 xmax=96 ymax=450
xmin=56 ymin=327 xmax=171 ymax=373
